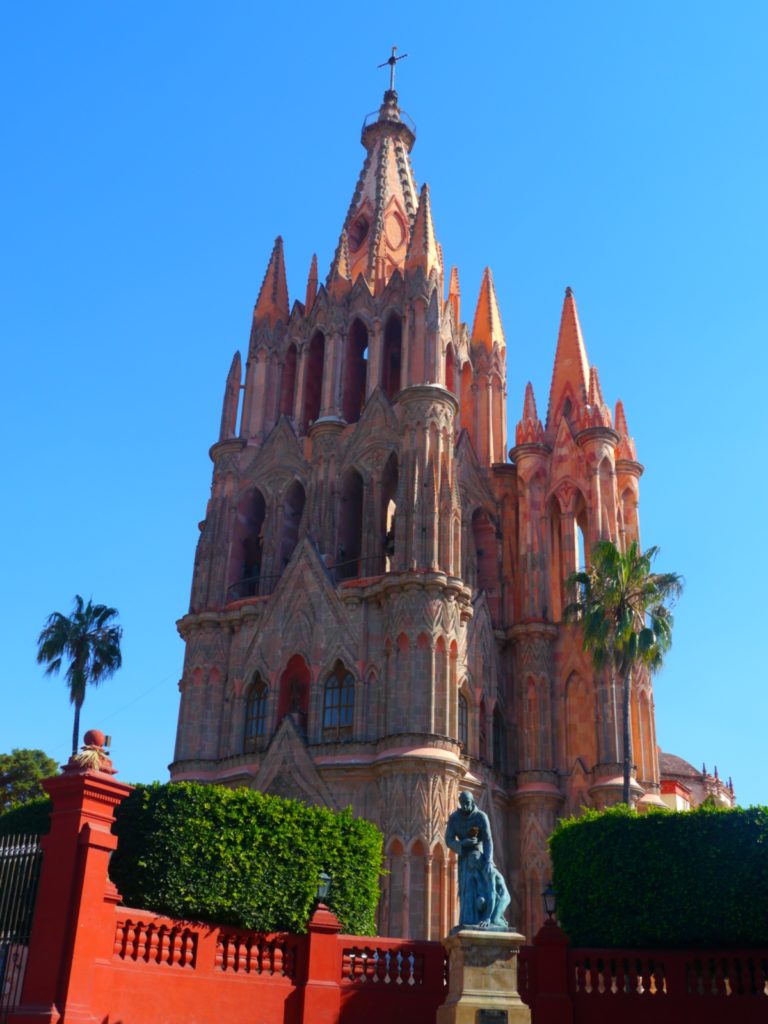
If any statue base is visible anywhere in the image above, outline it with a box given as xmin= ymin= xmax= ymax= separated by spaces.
xmin=437 ymin=929 xmax=531 ymax=1024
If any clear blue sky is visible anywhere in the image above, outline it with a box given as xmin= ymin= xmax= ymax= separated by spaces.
xmin=2 ymin=2 xmax=766 ymax=804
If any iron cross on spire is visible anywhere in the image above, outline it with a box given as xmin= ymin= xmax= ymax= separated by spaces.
xmin=378 ymin=46 xmax=408 ymax=91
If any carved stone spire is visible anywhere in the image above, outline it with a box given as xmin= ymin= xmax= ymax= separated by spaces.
xmin=305 ymin=253 xmax=318 ymax=314
xmin=586 ymin=365 xmax=612 ymax=428
xmin=327 ymin=228 xmax=352 ymax=300
xmin=515 ymin=381 xmax=544 ymax=445
xmin=471 ymin=267 xmax=505 ymax=351
xmin=546 ymin=286 xmax=590 ymax=433
xmin=448 ymin=266 xmax=461 ymax=326
xmin=253 ymin=236 xmax=289 ymax=328
xmin=405 ymin=183 xmax=440 ymax=277
xmin=337 ymin=88 xmax=418 ymax=292
xmin=219 ymin=351 xmax=242 ymax=441
xmin=615 ymin=400 xmax=638 ymax=460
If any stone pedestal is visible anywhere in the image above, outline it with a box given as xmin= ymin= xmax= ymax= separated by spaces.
xmin=437 ymin=930 xmax=531 ymax=1024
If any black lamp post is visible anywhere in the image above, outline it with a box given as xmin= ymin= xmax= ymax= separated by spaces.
xmin=542 ymin=881 xmax=557 ymax=921
xmin=316 ymin=871 xmax=331 ymax=904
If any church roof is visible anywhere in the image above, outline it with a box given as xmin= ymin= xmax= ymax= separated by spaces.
xmin=659 ymin=751 xmax=701 ymax=778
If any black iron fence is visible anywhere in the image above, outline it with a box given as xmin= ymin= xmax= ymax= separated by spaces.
xmin=0 ymin=834 xmax=42 ymax=1022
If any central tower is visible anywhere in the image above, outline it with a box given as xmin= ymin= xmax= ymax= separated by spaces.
xmin=172 ymin=83 xmax=663 ymax=940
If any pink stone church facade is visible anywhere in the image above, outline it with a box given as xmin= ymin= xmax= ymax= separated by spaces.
xmin=171 ymin=85 xmax=725 ymax=940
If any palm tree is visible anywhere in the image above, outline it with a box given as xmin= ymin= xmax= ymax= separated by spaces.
xmin=565 ymin=540 xmax=682 ymax=805
xmin=36 ymin=595 xmax=123 ymax=756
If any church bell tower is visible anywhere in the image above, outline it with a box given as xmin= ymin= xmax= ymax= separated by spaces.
xmin=172 ymin=74 xmax=663 ymax=940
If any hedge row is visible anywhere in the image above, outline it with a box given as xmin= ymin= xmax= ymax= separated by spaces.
xmin=0 ymin=783 xmax=383 ymax=935
xmin=110 ymin=783 xmax=382 ymax=934
xmin=550 ymin=804 xmax=768 ymax=947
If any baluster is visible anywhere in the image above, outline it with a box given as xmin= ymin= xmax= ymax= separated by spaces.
xmin=412 ymin=951 xmax=423 ymax=986
xmin=145 ymin=924 xmax=158 ymax=963
xmin=215 ymin=934 xmax=225 ymax=971
xmin=273 ymin=940 xmax=283 ymax=975
xmin=135 ymin=922 xmax=148 ymax=961
xmin=114 ymin=920 xmax=126 ymax=958
xmin=406 ymin=951 xmax=417 ymax=986
xmin=372 ymin=950 xmax=383 ymax=984
xmin=383 ymin=949 xmax=392 ymax=985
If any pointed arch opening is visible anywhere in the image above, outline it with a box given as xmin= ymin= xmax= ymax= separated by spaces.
xmin=576 ymin=492 xmax=588 ymax=571
xmin=280 ymin=480 xmax=305 ymax=570
xmin=382 ymin=314 xmax=402 ymax=399
xmin=322 ymin=660 xmax=355 ymax=740
xmin=342 ymin=319 xmax=368 ymax=424
xmin=408 ymin=838 xmax=427 ymax=939
xmin=280 ymin=343 xmax=298 ymax=418
xmin=548 ymin=497 xmax=564 ymax=622
xmin=445 ymin=343 xmax=456 ymax=394
xmin=229 ymin=487 xmax=267 ymax=599
xmin=277 ymin=654 xmax=310 ymax=733
xmin=302 ymin=330 xmax=325 ymax=430
xmin=381 ymin=451 xmax=398 ymax=572
xmin=337 ymin=468 xmax=364 ymax=580
xmin=244 ymin=673 xmax=269 ymax=752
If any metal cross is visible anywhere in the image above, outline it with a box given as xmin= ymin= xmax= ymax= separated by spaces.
xmin=378 ymin=46 xmax=408 ymax=92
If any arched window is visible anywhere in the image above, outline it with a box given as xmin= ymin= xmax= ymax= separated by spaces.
xmin=381 ymin=452 xmax=398 ymax=572
xmin=445 ymin=343 xmax=456 ymax=394
xmin=277 ymin=654 xmax=310 ymax=732
xmin=342 ymin=319 xmax=368 ymax=423
xmin=458 ymin=692 xmax=468 ymax=749
xmin=382 ymin=315 xmax=402 ymax=399
xmin=323 ymin=662 xmax=354 ymax=740
xmin=244 ymin=675 xmax=268 ymax=751
xmin=302 ymin=330 xmax=325 ymax=431
xmin=337 ymin=469 xmax=363 ymax=580
xmin=229 ymin=488 xmax=267 ymax=599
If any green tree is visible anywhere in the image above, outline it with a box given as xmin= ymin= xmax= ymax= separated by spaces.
xmin=36 ymin=595 xmax=123 ymax=756
xmin=566 ymin=540 xmax=682 ymax=805
xmin=0 ymin=748 xmax=58 ymax=812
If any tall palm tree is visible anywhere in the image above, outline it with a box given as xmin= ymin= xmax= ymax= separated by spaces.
xmin=565 ymin=540 xmax=682 ymax=805
xmin=36 ymin=595 xmax=123 ymax=756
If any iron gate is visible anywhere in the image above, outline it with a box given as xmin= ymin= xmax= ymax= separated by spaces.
xmin=0 ymin=835 xmax=42 ymax=1023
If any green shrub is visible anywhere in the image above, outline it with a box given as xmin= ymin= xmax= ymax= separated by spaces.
xmin=111 ymin=782 xmax=382 ymax=935
xmin=0 ymin=796 xmax=52 ymax=836
xmin=550 ymin=804 xmax=768 ymax=947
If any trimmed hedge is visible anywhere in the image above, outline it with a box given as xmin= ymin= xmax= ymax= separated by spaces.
xmin=110 ymin=782 xmax=383 ymax=935
xmin=0 ymin=796 xmax=52 ymax=836
xmin=0 ymin=782 xmax=383 ymax=935
xmin=550 ymin=804 xmax=768 ymax=947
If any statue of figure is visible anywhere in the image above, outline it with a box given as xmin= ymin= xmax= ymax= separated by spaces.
xmin=445 ymin=791 xmax=510 ymax=931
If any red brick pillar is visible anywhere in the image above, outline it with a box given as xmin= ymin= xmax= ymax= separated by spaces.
xmin=530 ymin=920 xmax=573 ymax=1024
xmin=10 ymin=733 xmax=132 ymax=1024
xmin=300 ymin=903 xmax=342 ymax=1024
